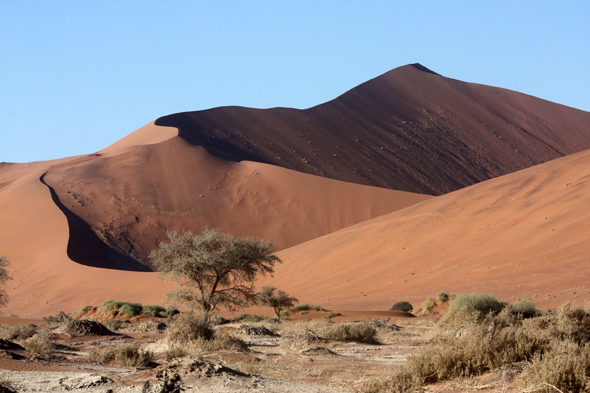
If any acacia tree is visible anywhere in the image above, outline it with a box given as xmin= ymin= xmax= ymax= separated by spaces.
xmin=0 ymin=256 xmax=12 ymax=307
xmin=150 ymin=229 xmax=281 ymax=323
xmin=257 ymin=286 xmax=298 ymax=319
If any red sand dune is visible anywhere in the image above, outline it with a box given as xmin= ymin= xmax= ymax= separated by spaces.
xmin=2 ymin=64 xmax=590 ymax=317
xmin=0 ymin=123 xmax=429 ymax=316
xmin=156 ymin=64 xmax=590 ymax=195
xmin=260 ymin=149 xmax=590 ymax=311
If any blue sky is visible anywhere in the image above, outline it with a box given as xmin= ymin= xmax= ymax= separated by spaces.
xmin=1 ymin=1 xmax=589 ymax=163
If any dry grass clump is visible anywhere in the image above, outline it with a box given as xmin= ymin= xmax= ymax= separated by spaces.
xmin=0 ymin=324 xmax=38 ymax=340
xmin=20 ymin=333 xmax=56 ymax=354
xmin=359 ymin=302 xmax=590 ymax=393
xmin=70 ymin=305 xmax=92 ymax=320
xmin=167 ymin=313 xmax=214 ymax=343
xmin=166 ymin=312 xmax=247 ymax=353
xmin=320 ymin=322 xmax=379 ymax=344
xmin=88 ymin=342 xmax=153 ymax=367
xmin=166 ymin=345 xmax=189 ymax=361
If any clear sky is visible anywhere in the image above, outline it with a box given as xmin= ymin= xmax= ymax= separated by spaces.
xmin=1 ymin=1 xmax=589 ymax=163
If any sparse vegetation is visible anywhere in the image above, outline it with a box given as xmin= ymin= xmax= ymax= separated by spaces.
xmin=442 ymin=292 xmax=507 ymax=325
xmin=280 ymin=303 xmax=327 ymax=317
xmin=20 ymin=333 xmax=56 ymax=354
xmin=167 ymin=312 xmax=214 ymax=343
xmin=142 ymin=304 xmax=167 ymax=317
xmin=326 ymin=311 xmax=342 ymax=320
xmin=98 ymin=300 xmax=143 ymax=318
xmin=88 ymin=342 xmax=153 ymax=367
xmin=359 ymin=300 xmax=590 ymax=393
xmin=0 ymin=256 xmax=12 ymax=307
xmin=436 ymin=291 xmax=449 ymax=303
xmin=510 ymin=299 xmax=541 ymax=318
xmin=70 ymin=305 xmax=92 ymax=320
xmin=43 ymin=311 xmax=70 ymax=322
xmin=166 ymin=312 xmax=247 ymax=352
xmin=151 ymin=229 xmax=280 ymax=323
xmin=257 ymin=286 xmax=298 ymax=319
xmin=0 ymin=324 xmax=37 ymax=340
xmin=231 ymin=313 xmax=268 ymax=323
xmin=319 ymin=322 xmax=379 ymax=344
xmin=390 ymin=301 xmax=413 ymax=312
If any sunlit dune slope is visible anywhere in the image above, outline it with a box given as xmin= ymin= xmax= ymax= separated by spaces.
xmin=0 ymin=122 xmax=429 ymax=315
xmin=156 ymin=64 xmax=590 ymax=195
xmin=261 ymin=149 xmax=590 ymax=310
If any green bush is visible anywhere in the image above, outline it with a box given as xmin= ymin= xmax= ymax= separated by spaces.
xmin=390 ymin=301 xmax=413 ymax=312
xmin=281 ymin=303 xmax=327 ymax=317
xmin=444 ymin=292 xmax=506 ymax=325
xmin=437 ymin=291 xmax=450 ymax=303
xmin=98 ymin=300 xmax=142 ymax=318
xmin=142 ymin=304 xmax=167 ymax=317
xmin=510 ymin=299 xmax=540 ymax=318
xmin=166 ymin=305 xmax=180 ymax=317
xmin=231 ymin=313 xmax=268 ymax=323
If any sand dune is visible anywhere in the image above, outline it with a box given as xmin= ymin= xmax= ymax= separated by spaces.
xmin=0 ymin=122 xmax=429 ymax=316
xmin=261 ymin=149 xmax=590 ymax=311
xmin=156 ymin=64 xmax=590 ymax=195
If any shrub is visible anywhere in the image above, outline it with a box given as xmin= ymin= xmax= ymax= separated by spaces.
xmin=510 ymin=299 xmax=540 ymax=318
xmin=199 ymin=330 xmax=248 ymax=352
xmin=119 ymin=303 xmax=143 ymax=317
xmin=166 ymin=305 xmax=180 ymax=317
xmin=142 ymin=304 xmax=167 ymax=317
xmin=71 ymin=305 xmax=92 ymax=320
xmin=257 ymin=286 xmax=298 ymax=319
xmin=390 ymin=301 xmax=413 ymax=312
xmin=0 ymin=324 xmax=37 ymax=340
xmin=437 ymin=291 xmax=449 ymax=303
xmin=320 ymin=322 xmax=379 ymax=344
xmin=166 ymin=345 xmax=188 ymax=361
xmin=281 ymin=303 xmax=327 ymax=317
xmin=104 ymin=319 xmax=129 ymax=332
xmin=231 ymin=313 xmax=268 ymax=323
xmin=43 ymin=311 xmax=70 ymax=323
xmin=444 ymin=292 xmax=506 ymax=325
xmin=20 ymin=333 xmax=56 ymax=354
xmin=88 ymin=342 xmax=153 ymax=367
xmin=167 ymin=313 xmax=214 ymax=343
xmin=326 ymin=312 xmax=342 ymax=320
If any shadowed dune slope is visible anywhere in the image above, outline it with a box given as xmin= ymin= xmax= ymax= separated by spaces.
xmin=260 ymin=149 xmax=590 ymax=311
xmin=156 ymin=64 xmax=590 ymax=196
xmin=42 ymin=131 xmax=428 ymax=269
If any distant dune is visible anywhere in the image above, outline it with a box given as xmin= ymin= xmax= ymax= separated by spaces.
xmin=156 ymin=63 xmax=590 ymax=195
xmin=261 ymin=149 xmax=590 ymax=311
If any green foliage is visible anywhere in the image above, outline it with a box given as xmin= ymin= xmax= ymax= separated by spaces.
xmin=326 ymin=312 xmax=342 ymax=320
xmin=142 ymin=304 xmax=167 ymax=317
xmin=231 ymin=313 xmax=268 ymax=323
xmin=43 ymin=311 xmax=70 ymax=322
xmin=510 ymin=299 xmax=540 ymax=318
xmin=281 ymin=303 xmax=327 ymax=317
xmin=0 ymin=256 xmax=12 ymax=307
xmin=257 ymin=286 xmax=298 ymax=319
xmin=390 ymin=301 xmax=413 ymax=312
xmin=151 ymin=229 xmax=281 ymax=323
xmin=444 ymin=292 xmax=506 ymax=325
xmin=98 ymin=300 xmax=142 ymax=318
xmin=437 ymin=291 xmax=450 ymax=303
xmin=166 ymin=305 xmax=180 ymax=317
